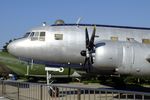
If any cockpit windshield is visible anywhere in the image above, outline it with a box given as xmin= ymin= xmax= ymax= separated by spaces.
xmin=30 ymin=32 xmax=34 ymax=37
xmin=24 ymin=32 xmax=30 ymax=38
xmin=23 ymin=31 xmax=46 ymax=41
xmin=29 ymin=31 xmax=46 ymax=41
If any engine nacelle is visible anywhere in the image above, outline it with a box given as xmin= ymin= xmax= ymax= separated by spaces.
xmin=92 ymin=41 xmax=123 ymax=74
xmin=92 ymin=41 xmax=150 ymax=76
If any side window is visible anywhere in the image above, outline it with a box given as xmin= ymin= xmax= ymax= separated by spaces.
xmin=31 ymin=32 xmax=39 ymax=41
xmin=142 ymin=39 xmax=150 ymax=44
xmin=110 ymin=36 xmax=118 ymax=41
xmin=54 ymin=34 xmax=63 ymax=40
xmin=30 ymin=32 xmax=34 ymax=41
xmin=39 ymin=32 xmax=45 ymax=41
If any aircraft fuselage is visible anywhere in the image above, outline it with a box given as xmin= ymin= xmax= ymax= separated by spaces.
xmin=7 ymin=24 xmax=150 ymax=76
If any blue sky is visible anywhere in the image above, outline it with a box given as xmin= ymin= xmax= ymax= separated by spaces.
xmin=0 ymin=0 xmax=150 ymax=49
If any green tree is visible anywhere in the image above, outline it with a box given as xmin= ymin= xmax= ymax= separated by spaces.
xmin=2 ymin=40 xmax=12 ymax=52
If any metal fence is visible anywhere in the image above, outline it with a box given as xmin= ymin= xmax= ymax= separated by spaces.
xmin=0 ymin=80 xmax=150 ymax=100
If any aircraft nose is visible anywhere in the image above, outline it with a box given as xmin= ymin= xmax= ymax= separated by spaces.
xmin=7 ymin=41 xmax=18 ymax=56
xmin=7 ymin=42 xmax=15 ymax=54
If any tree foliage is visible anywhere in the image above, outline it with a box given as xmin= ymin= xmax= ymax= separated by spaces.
xmin=2 ymin=40 xmax=12 ymax=52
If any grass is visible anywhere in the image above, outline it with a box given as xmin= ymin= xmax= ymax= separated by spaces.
xmin=0 ymin=52 xmax=14 ymax=58
xmin=2 ymin=62 xmax=26 ymax=75
xmin=0 ymin=52 xmax=26 ymax=75
xmin=27 ymin=64 xmax=45 ymax=75
xmin=0 ymin=51 xmax=75 ymax=77
xmin=0 ymin=51 xmax=46 ymax=76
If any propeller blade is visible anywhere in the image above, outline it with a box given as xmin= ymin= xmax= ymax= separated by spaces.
xmin=88 ymin=26 xmax=96 ymax=50
xmin=83 ymin=57 xmax=91 ymax=72
xmin=83 ymin=57 xmax=88 ymax=66
xmin=82 ymin=26 xmax=96 ymax=72
xmin=85 ymin=27 xmax=89 ymax=48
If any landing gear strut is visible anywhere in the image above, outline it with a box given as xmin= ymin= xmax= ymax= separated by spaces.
xmin=45 ymin=67 xmax=64 ymax=97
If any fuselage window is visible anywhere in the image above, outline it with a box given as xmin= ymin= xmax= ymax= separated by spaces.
xmin=142 ymin=39 xmax=150 ymax=44
xmin=110 ymin=36 xmax=118 ymax=41
xmin=39 ymin=32 xmax=45 ymax=41
xmin=55 ymin=34 xmax=63 ymax=40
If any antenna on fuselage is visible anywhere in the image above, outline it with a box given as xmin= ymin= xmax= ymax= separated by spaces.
xmin=42 ymin=22 xmax=47 ymax=26
xmin=76 ymin=17 xmax=82 ymax=27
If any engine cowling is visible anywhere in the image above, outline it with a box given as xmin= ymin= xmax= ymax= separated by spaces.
xmin=92 ymin=41 xmax=123 ymax=74
xmin=91 ymin=41 xmax=150 ymax=76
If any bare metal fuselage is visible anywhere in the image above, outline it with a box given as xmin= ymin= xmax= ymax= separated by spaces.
xmin=7 ymin=24 xmax=150 ymax=76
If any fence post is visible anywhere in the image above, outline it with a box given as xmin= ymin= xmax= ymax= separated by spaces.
xmin=142 ymin=94 xmax=144 ymax=100
xmin=77 ymin=89 xmax=81 ymax=100
xmin=2 ymin=81 xmax=6 ymax=96
xmin=2 ymin=81 xmax=4 ymax=96
xmin=17 ymin=83 xmax=19 ymax=100
xmin=1 ymin=81 xmax=3 ymax=96
xmin=40 ymin=85 xmax=42 ymax=100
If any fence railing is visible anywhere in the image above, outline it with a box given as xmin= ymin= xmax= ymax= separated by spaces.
xmin=0 ymin=80 xmax=150 ymax=100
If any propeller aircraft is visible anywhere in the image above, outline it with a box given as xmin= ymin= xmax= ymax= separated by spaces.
xmin=7 ymin=20 xmax=150 ymax=76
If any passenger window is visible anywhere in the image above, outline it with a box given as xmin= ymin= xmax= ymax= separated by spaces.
xmin=142 ymin=39 xmax=150 ymax=44
xmin=39 ymin=32 xmax=45 ymax=41
xmin=111 ymin=36 xmax=118 ymax=41
xmin=55 ymin=34 xmax=63 ymax=40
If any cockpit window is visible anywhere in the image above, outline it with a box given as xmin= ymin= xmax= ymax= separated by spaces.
xmin=24 ymin=32 xmax=30 ymax=38
xmin=34 ymin=32 xmax=40 ymax=37
xmin=40 ymin=32 xmax=45 ymax=36
xmin=39 ymin=32 xmax=45 ymax=41
xmin=31 ymin=32 xmax=39 ymax=41
xmin=30 ymin=31 xmax=45 ymax=41
xmin=30 ymin=32 xmax=34 ymax=37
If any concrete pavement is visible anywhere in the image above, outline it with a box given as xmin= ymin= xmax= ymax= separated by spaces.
xmin=0 ymin=97 xmax=10 ymax=100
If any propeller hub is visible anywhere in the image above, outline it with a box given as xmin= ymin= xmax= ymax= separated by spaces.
xmin=81 ymin=26 xmax=96 ymax=71
xmin=80 ymin=50 xmax=86 ymax=56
